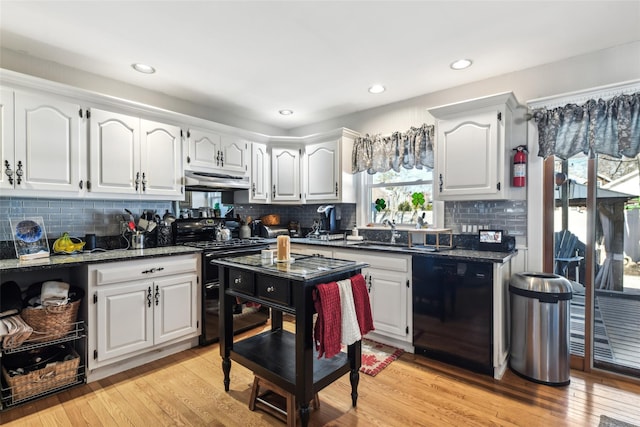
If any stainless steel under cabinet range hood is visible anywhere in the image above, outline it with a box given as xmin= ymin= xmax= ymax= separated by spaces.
xmin=184 ymin=170 xmax=250 ymax=192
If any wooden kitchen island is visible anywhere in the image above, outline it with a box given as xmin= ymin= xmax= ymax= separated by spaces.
xmin=214 ymin=253 xmax=367 ymax=427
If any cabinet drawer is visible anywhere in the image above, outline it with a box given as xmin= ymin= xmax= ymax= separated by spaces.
xmin=93 ymin=255 xmax=198 ymax=286
xmin=229 ymin=268 xmax=254 ymax=295
xmin=334 ymin=250 xmax=410 ymax=272
xmin=257 ymin=276 xmax=290 ymax=306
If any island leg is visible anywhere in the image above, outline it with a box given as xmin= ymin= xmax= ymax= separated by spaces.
xmin=348 ymin=341 xmax=361 ymax=407
xmin=299 ymin=403 xmax=310 ymax=427
xmin=222 ymin=357 xmax=231 ymax=391
xmin=350 ymin=368 xmax=360 ymax=407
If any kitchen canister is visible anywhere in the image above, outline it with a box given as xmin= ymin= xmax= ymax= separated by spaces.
xmin=157 ymin=224 xmax=173 ymax=247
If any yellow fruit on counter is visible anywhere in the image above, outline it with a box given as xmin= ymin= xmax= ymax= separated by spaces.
xmin=53 ymin=232 xmax=85 ymax=253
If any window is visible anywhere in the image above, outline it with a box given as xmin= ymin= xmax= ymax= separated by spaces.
xmin=362 ymin=167 xmax=434 ymax=226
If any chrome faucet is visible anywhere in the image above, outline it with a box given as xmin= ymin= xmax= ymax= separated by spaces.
xmin=382 ymin=219 xmax=401 ymax=244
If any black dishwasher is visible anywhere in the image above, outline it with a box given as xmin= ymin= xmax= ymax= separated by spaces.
xmin=412 ymin=256 xmax=493 ymax=375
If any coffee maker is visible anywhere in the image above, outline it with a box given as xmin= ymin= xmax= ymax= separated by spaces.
xmin=317 ymin=205 xmax=339 ymax=233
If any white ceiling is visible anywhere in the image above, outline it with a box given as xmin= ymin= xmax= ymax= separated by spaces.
xmin=1 ymin=1 xmax=639 ymax=130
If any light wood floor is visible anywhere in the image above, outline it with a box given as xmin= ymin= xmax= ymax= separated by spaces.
xmin=3 ymin=325 xmax=640 ymax=427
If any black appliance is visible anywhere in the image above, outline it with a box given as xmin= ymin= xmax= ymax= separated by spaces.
xmin=172 ymin=218 xmax=270 ymax=345
xmin=317 ymin=205 xmax=339 ymax=232
xmin=412 ymin=256 xmax=494 ymax=375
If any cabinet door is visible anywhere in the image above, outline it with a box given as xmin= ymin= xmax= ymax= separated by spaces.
xmin=333 ymin=249 xmax=411 ymax=342
xmin=436 ymin=110 xmax=499 ymax=199
xmin=0 ymin=88 xmax=14 ymax=191
xmin=140 ymin=119 xmax=183 ymax=198
xmin=366 ymin=267 xmax=409 ymax=340
xmin=96 ymin=282 xmax=154 ymax=363
xmin=186 ymin=127 xmax=221 ymax=171
xmin=153 ymin=273 xmax=199 ymax=345
xmin=271 ymin=147 xmax=300 ymax=202
xmin=14 ymin=91 xmax=83 ymax=193
xmin=220 ymin=135 xmax=247 ymax=175
xmin=89 ymin=108 xmax=140 ymax=195
xmin=304 ymin=139 xmax=339 ymax=201
xmin=250 ymin=142 xmax=270 ymax=203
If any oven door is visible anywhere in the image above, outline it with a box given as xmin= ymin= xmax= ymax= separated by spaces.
xmin=201 ymin=246 xmax=269 ymax=345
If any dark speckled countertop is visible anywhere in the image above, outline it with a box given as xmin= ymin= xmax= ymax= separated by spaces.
xmin=0 ymin=246 xmax=202 ymax=272
xmin=289 ymin=237 xmax=516 ymax=264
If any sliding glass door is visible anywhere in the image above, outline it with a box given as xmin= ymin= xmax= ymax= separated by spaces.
xmin=555 ymin=152 xmax=640 ymax=377
xmin=592 ymin=153 xmax=640 ymax=377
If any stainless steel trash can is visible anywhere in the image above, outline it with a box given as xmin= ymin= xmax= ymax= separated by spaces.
xmin=509 ymin=272 xmax=572 ymax=386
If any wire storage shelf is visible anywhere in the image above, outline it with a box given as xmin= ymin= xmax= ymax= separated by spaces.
xmin=0 ymin=321 xmax=86 ymax=410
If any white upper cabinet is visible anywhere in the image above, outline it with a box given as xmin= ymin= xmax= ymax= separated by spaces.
xmin=140 ymin=119 xmax=183 ymax=198
xmin=220 ymin=135 xmax=248 ymax=175
xmin=3 ymin=90 xmax=84 ymax=195
xmin=302 ymin=129 xmax=357 ymax=203
xmin=430 ymin=92 xmax=526 ymax=201
xmin=89 ymin=109 xmax=139 ymax=195
xmin=0 ymin=88 xmax=15 ymax=192
xmin=271 ymin=146 xmax=301 ymax=202
xmin=303 ymin=139 xmax=339 ymax=201
xmin=185 ymin=128 xmax=247 ymax=175
xmin=250 ymin=142 xmax=270 ymax=203
xmin=89 ymin=108 xmax=183 ymax=199
xmin=185 ymin=127 xmax=221 ymax=172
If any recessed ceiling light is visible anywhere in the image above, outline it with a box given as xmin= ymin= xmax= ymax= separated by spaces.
xmin=131 ymin=63 xmax=156 ymax=74
xmin=450 ymin=59 xmax=472 ymax=70
xmin=368 ymin=84 xmax=386 ymax=94
xmin=279 ymin=109 xmax=294 ymax=116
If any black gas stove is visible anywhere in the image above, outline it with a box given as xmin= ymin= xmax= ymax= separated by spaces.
xmin=182 ymin=238 xmax=268 ymax=251
xmin=172 ymin=218 xmax=270 ymax=345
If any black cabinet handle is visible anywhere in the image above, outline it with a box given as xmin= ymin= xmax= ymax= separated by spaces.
xmin=135 ymin=171 xmax=140 ymax=191
xmin=141 ymin=172 xmax=147 ymax=192
xmin=155 ymin=285 xmax=159 ymax=306
xmin=147 ymin=286 xmax=152 ymax=307
xmin=15 ymin=161 xmax=23 ymax=185
xmin=439 ymin=174 xmax=443 ymax=193
xmin=4 ymin=160 xmax=13 ymax=185
xmin=272 ymin=185 xmax=276 ymax=198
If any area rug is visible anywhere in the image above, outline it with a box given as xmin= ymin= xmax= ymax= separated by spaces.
xmin=599 ymin=415 xmax=640 ymax=427
xmin=357 ymin=338 xmax=404 ymax=377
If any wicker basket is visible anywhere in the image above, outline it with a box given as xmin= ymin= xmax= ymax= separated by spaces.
xmin=261 ymin=214 xmax=280 ymax=226
xmin=2 ymin=346 xmax=80 ymax=402
xmin=20 ymin=299 xmax=81 ymax=343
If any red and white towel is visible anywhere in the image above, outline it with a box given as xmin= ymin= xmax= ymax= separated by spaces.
xmin=313 ymin=274 xmax=376 ymax=359
xmin=337 ymin=278 xmax=362 ymax=346
xmin=313 ymin=282 xmax=342 ymax=359
xmin=350 ymin=274 xmax=375 ymax=336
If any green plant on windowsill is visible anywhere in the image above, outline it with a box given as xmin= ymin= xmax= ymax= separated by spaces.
xmin=398 ymin=201 xmax=412 ymax=223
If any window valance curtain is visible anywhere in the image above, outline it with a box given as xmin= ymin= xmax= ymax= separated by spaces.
xmin=352 ymin=123 xmax=434 ymax=174
xmin=532 ymin=92 xmax=640 ymax=160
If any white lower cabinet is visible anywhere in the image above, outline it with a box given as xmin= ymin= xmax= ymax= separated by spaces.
xmin=86 ymin=254 xmax=200 ymax=379
xmin=334 ymin=249 xmax=413 ymax=350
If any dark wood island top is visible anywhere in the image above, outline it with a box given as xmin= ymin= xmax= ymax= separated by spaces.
xmin=214 ymin=253 xmax=368 ymax=427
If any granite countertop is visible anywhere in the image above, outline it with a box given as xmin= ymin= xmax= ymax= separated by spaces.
xmin=0 ymin=246 xmax=202 ymax=272
xmin=289 ymin=237 xmax=516 ymax=264
xmin=213 ymin=253 xmax=368 ymax=281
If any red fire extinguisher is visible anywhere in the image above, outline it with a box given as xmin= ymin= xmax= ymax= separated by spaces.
xmin=512 ymin=145 xmax=528 ymax=187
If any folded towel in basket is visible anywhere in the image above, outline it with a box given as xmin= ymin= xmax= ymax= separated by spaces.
xmin=41 ymin=281 xmax=70 ymax=306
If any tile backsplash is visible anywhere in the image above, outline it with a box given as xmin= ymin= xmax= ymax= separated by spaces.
xmin=444 ymin=200 xmax=527 ymax=242
xmin=0 ymin=197 xmax=525 ymax=245
xmin=0 ymin=197 xmax=173 ymax=241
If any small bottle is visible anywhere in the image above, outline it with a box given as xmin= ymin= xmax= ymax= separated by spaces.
xmin=240 ymin=222 xmax=251 ymax=239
